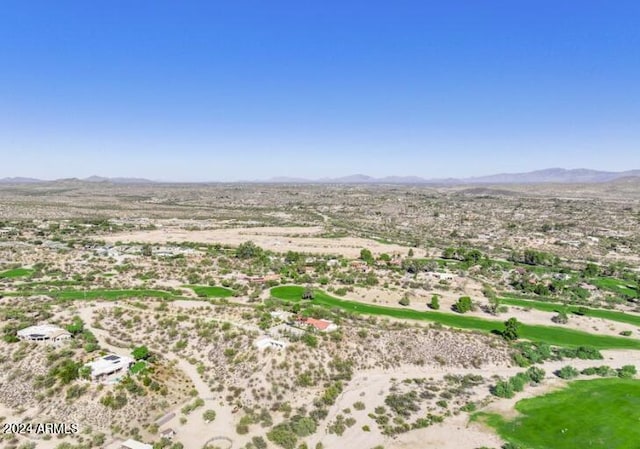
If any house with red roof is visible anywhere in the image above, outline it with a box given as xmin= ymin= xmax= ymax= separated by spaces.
xmin=299 ymin=317 xmax=338 ymax=333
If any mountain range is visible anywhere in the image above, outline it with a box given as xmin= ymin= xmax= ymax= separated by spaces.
xmin=1 ymin=169 xmax=639 ymax=185
xmin=262 ymin=168 xmax=640 ymax=184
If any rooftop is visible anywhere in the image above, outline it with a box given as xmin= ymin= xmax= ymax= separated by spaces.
xmin=86 ymin=354 xmax=134 ymax=377
xmin=17 ymin=324 xmax=70 ymax=338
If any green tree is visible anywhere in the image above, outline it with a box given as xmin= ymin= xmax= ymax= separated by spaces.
xmin=291 ymin=416 xmax=316 ymax=437
xmin=429 ymin=295 xmax=440 ymax=310
xmin=453 ymin=296 xmax=473 ymax=314
xmin=359 ymin=248 xmax=373 ymax=263
xmin=502 ymin=317 xmax=520 ymax=341
xmin=66 ymin=316 xmax=84 ymax=336
xmin=236 ymin=241 xmax=263 ymax=259
xmin=132 ymin=345 xmax=150 ymax=360
xmin=285 ymin=251 xmax=301 ymax=263
xmin=267 ymin=424 xmax=298 ymax=449
xmin=52 ymin=359 xmax=82 ymax=384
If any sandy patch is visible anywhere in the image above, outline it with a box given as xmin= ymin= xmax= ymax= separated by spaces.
xmin=100 ymin=226 xmax=412 ymax=258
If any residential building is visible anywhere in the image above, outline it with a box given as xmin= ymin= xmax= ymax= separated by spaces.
xmin=120 ymin=439 xmax=153 ymax=449
xmin=17 ymin=324 xmax=71 ymax=343
xmin=85 ymin=354 xmax=134 ymax=381
xmin=254 ymin=336 xmax=288 ymax=350
xmin=300 ymin=317 xmax=339 ymax=332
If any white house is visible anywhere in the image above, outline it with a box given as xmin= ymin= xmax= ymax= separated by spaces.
xmin=254 ymin=336 xmax=289 ymax=350
xmin=120 ymin=439 xmax=153 ymax=449
xmin=270 ymin=310 xmax=294 ymax=322
xmin=85 ymin=354 xmax=134 ymax=381
xmin=17 ymin=324 xmax=71 ymax=343
xmin=429 ymin=272 xmax=455 ymax=281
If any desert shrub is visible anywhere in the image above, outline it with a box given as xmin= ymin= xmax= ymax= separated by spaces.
xmin=353 ymin=401 xmax=365 ymax=411
xmin=302 ymin=333 xmax=318 ymax=348
xmin=267 ymin=423 xmax=298 ymax=449
xmin=252 ymin=437 xmax=268 ymax=449
xmin=525 ymin=366 xmax=546 ymax=383
xmin=384 ymin=392 xmax=420 ymax=417
xmin=617 ymin=365 xmax=637 ymax=378
xmin=203 ymin=409 xmax=216 ymax=422
xmin=551 ymin=311 xmax=568 ymax=324
xmin=581 ymin=365 xmax=615 ymax=377
xmin=508 ymin=373 xmax=529 ymax=392
xmin=555 ymin=366 xmax=579 ymax=379
xmin=291 ymin=416 xmax=316 ymax=437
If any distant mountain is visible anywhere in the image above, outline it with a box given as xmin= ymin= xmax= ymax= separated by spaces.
xmin=0 ymin=177 xmax=44 ymax=184
xmin=83 ymin=176 xmax=156 ymax=184
xmin=323 ymin=174 xmax=375 ymax=183
xmin=261 ymin=168 xmax=640 ymax=185
xmin=0 ymin=175 xmax=156 ymax=185
xmin=2 ymin=169 xmax=639 ymax=185
xmin=265 ymin=176 xmax=314 ymax=183
xmin=465 ymin=168 xmax=640 ymax=184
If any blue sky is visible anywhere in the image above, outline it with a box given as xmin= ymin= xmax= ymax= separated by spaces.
xmin=1 ymin=1 xmax=639 ymax=181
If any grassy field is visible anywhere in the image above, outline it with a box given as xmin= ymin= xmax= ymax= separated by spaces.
xmin=270 ymin=286 xmax=640 ymax=349
xmin=13 ymin=280 xmax=83 ymax=289
xmin=476 ymin=378 xmax=640 ymax=449
xmin=591 ymin=277 xmax=638 ymax=298
xmin=500 ymin=297 xmax=640 ymax=328
xmin=1 ymin=288 xmax=176 ymax=301
xmin=185 ymin=285 xmax=234 ymax=298
xmin=0 ymin=268 xmax=35 ymax=279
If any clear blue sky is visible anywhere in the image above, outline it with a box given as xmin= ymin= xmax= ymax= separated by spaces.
xmin=1 ymin=1 xmax=639 ymax=181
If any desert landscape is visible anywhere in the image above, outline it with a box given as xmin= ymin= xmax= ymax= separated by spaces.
xmin=3 ymin=2 xmax=639 ymax=447
xmin=0 ymin=179 xmax=639 ymax=449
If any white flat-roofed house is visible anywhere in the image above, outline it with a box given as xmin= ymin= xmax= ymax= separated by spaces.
xmin=254 ymin=336 xmax=288 ymax=350
xmin=270 ymin=310 xmax=294 ymax=322
xmin=120 ymin=439 xmax=153 ymax=449
xmin=17 ymin=324 xmax=71 ymax=343
xmin=429 ymin=272 xmax=455 ymax=281
xmin=85 ymin=354 xmax=134 ymax=381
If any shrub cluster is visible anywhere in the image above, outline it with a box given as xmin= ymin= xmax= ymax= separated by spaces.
xmin=491 ymin=367 xmax=546 ymax=399
xmin=513 ymin=342 xmax=602 ymax=367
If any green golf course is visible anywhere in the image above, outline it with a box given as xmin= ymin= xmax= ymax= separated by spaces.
xmin=0 ymin=268 xmax=35 ymax=279
xmin=500 ymin=297 xmax=640 ymax=328
xmin=1 ymin=288 xmax=177 ymax=301
xmin=475 ymin=378 xmax=640 ymax=449
xmin=270 ymin=286 xmax=640 ymax=350
xmin=591 ymin=277 xmax=638 ymax=298
xmin=184 ymin=285 xmax=235 ymax=298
